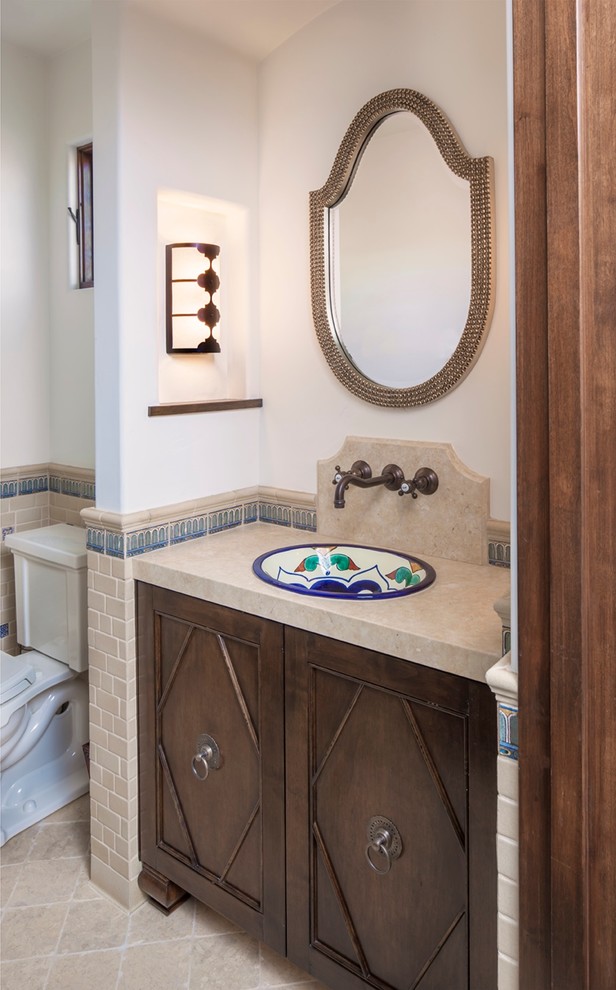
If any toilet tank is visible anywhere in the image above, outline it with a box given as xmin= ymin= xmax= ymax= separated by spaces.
xmin=5 ymin=524 xmax=88 ymax=673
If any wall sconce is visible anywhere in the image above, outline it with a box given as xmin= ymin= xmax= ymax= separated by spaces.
xmin=166 ymin=242 xmax=221 ymax=353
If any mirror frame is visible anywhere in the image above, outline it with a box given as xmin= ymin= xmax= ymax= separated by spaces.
xmin=310 ymin=88 xmax=495 ymax=406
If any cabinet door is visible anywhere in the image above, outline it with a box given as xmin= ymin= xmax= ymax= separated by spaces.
xmin=285 ymin=628 xmax=496 ymax=990
xmin=137 ymin=584 xmax=285 ymax=953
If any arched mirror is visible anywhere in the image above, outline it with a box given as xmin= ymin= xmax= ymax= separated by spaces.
xmin=310 ymin=89 xmax=495 ymax=406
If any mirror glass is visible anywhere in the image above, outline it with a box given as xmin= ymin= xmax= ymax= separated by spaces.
xmin=330 ymin=113 xmax=471 ymax=388
xmin=310 ymin=89 xmax=494 ymax=407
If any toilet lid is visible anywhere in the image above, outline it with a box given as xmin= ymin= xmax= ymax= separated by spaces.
xmin=0 ymin=652 xmax=38 ymax=705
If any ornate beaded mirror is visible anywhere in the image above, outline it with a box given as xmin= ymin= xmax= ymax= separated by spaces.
xmin=310 ymin=89 xmax=495 ymax=407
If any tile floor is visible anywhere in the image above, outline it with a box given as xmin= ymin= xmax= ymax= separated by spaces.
xmin=0 ymin=796 xmax=326 ymax=990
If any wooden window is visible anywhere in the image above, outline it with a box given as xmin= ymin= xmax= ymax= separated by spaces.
xmin=75 ymin=143 xmax=93 ymax=287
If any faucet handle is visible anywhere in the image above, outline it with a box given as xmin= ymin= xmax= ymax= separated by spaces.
xmin=399 ymin=467 xmax=439 ymax=499
xmin=332 ymin=460 xmax=372 ymax=484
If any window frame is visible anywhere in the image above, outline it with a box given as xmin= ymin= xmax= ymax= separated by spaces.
xmin=76 ymin=142 xmax=93 ymax=288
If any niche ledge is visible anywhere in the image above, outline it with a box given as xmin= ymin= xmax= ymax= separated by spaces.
xmin=148 ymin=398 xmax=263 ymax=417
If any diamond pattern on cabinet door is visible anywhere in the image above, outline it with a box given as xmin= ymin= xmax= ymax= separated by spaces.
xmin=310 ymin=667 xmax=468 ymax=990
xmin=156 ymin=615 xmax=263 ymax=909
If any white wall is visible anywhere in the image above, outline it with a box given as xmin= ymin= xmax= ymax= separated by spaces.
xmin=1 ymin=43 xmax=51 ymax=468
xmin=49 ymin=42 xmax=95 ymax=469
xmin=0 ymin=40 xmax=94 ymax=473
xmin=91 ymin=2 xmax=261 ymax=513
xmin=259 ymin=0 xmax=510 ymax=520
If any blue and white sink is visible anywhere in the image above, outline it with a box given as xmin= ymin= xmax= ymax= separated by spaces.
xmin=252 ymin=543 xmax=436 ymax=600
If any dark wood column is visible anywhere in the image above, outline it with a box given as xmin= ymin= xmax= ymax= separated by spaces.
xmin=515 ymin=0 xmax=616 ymax=987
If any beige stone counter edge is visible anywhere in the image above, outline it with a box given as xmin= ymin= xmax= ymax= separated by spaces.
xmin=131 ymin=523 xmax=510 ymax=684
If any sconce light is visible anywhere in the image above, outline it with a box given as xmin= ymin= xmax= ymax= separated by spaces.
xmin=166 ymin=242 xmax=221 ymax=353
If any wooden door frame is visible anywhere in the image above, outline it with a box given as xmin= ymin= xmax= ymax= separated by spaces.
xmin=514 ymin=1 xmax=616 ymax=987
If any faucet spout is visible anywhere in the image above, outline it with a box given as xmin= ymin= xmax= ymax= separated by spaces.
xmin=332 ymin=461 xmax=405 ymax=508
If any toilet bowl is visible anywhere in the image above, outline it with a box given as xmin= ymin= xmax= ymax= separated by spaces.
xmin=0 ymin=525 xmax=90 ymax=847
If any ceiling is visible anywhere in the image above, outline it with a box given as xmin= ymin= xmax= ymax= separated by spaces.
xmin=0 ymin=0 xmax=341 ymax=61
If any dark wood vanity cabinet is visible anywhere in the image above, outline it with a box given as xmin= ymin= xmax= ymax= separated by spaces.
xmin=284 ymin=628 xmax=497 ymax=990
xmin=136 ymin=584 xmax=286 ymax=953
xmin=137 ymin=585 xmax=496 ymax=989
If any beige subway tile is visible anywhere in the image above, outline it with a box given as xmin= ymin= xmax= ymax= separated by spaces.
xmin=99 ymin=771 xmax=114 ymax=795
xmin=89 ymin=761 xmax=103 ymax=785
xmin=87 ymin=608 xmax=100 ymax=632
xmin=88 ymin=588 xmax=106 ymax=613
xmin=97 ymin=804 xmax=122 ymax=835
xmin=90 ymin=817 xmax=104 ymax=842
xmin=108 ymin=849 xmax=130 ymax=880
xmin=92 ymin=572 xmax=117 ymax=597
xmin=102 ymin=825 xmax=116 ymax=848
xmin=111 ymin=558 xmax=130 ymax=579
xmin=498 ymin=875 xmax=519 ymax=923
xmin=91 ymin=838 xmax=110 ymax=865
xmin=94 ymin=746 xmax=121 ymax=776
xmin=101 ymin=709 xmax=115 ymax=732
xmin=89 ymin=724 xmax=108 ymax=749
xmin=498 ymin=913 xmax=519 ymax=962
xmin=497 ymin=835 xmax=519 ymax=884
xmin=114 ymin=834 xmax=129 ymax=860
xmin=93 ymin=630 xmax=120 ymax=657
xmin=497 ymin=795 xmax=519 ymax=842
xmin=498 ymin=755 xmax=519 ymax=802
xmin=105 ymin=596 xmax=132 ymax=621
xmin=98 ymin=670 xmax=115 ymax=694
xmin=108 ymin=790 xmax=129 ymax=822
xmin=498 ymin=952 xmax=519 ymax=990
xmin=107 ymin=733 xmax=128 ymax=760
xmin=99 ymin=612 xmax=113 ymax=636
xmin=106 ymin=655 xmax=127 ymax=679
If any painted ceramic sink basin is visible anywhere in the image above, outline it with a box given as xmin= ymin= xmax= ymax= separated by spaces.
xmin=252 ymin=543 xmax=436 ymax=600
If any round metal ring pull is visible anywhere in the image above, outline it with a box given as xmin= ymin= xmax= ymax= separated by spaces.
xmin=191 ymin=733 xmax=222 ymax=781
xmin=365 ymin=816 xmax=403 ymax=875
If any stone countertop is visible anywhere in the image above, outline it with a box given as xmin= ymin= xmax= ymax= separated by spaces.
xmin=131 ymin=523 xmax=510 ymax=684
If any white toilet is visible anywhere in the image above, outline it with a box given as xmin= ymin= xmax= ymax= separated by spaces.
xmin=1 ymin=524 xmax=90 ymax=847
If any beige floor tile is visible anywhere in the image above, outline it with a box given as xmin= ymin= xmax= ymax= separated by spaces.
xmin=57 ymin=898 xmax=128 ymax=954
xmin=6 ymin=855 xmax=83 ymax=907
xmin=72 ymin=875 xmax=108 ymax=901
xmin=260 ymin=944 xmax=317 ymax=987
xmin=270 ymin=984 xmax=325 ymax=989
xmin=119 ymin=938 xmax=192 ymax=989
xmin=0 ymin=863 xmax=23 ymax=907
xmin=0 ymin=824 xmax=42 ymax=865
xmin=193 ymin=898 xmax=242 ymax=936
xmin=190 ymin=932 xmax=261 ymax=990
xmin=0 ymin=903 xmax=68 ymax=960
xmin=29 ymin=820 xmax=90 ymax=861
xmin=44 ymin=794 xmax=91 ymax=823
xmin=128 ymin=895 xmax=195 ymax=944
xmin=46 ymin=948 xmax=123 ymax=990
xmin=0 ymin=956 xmax=50 ymax=990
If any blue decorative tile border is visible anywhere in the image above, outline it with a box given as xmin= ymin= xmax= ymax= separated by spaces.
xmin=170 ymin=516 xmax=207 ymax=544
xmin=1 ymin=470 xmax=95 ymax=501
xmin=498 ymin=704 xmax=518 ymax=760
xmin=86 ymin=497 xmax=317 ymax=558
xmin=0 ymin=623 xmax=9 ymax=639
xmin=209 ymin=506 xmax=243 ymax=535
xmin=489 ymin=541 xmax=511 ymax=568
xmin=259 ymin=502 xmax=317 ymax=532
xmin=1 ymin=475 xmax=48 ymax=498
xmin=86 ymin=494 xmax=500 ymax=565
xmin=126 ymin=527 xmax=169 ymax=558
xmin=502 ymin=626 xmax=511 ymax=657
xmin=49 ymin=474 xmax=96 ymax=500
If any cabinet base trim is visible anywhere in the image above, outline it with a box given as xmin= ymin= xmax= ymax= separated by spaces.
xmin=138 ymin=863 xmax=189 ymax=914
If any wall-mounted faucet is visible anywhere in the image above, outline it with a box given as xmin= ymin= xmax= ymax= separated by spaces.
xmin=332 ymin=460 xmax=439 ymax=508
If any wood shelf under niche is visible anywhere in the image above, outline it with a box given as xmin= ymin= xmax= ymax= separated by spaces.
xmin=148 ymin=398 xmax=263 ymax=417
